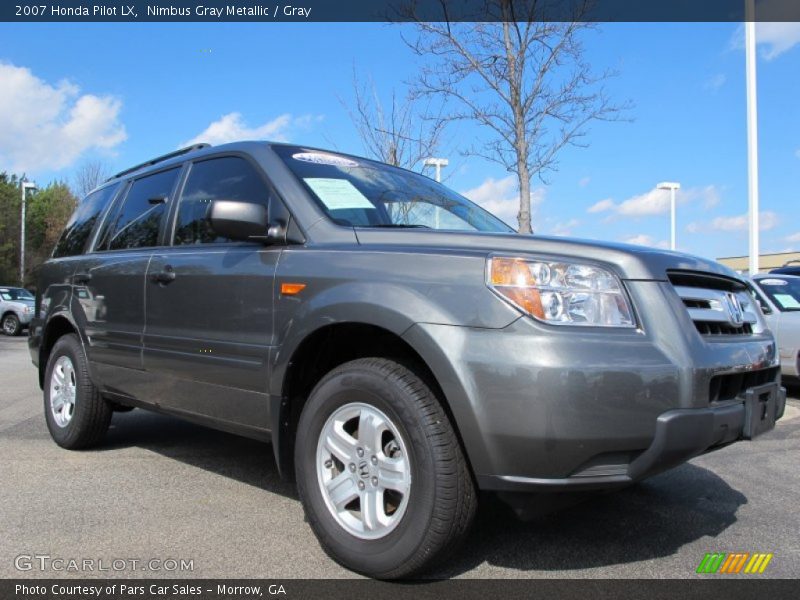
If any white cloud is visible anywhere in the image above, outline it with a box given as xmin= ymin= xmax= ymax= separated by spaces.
xmin=620 ymin=234 xmax=669 ymax=249
xmin=785 ymin=232 xmax=800 ymax=243
xmin=549 ymin=218 xmax=580 ymax=237
xmin=705 ymin=211 xmax=779 ymax=232
xmin=616 ymin=188 xmax=672 ymax=217
xmin=587 ymin=198 xmax=615 ymax=213
xmin=587 ymin=185 xmax=721 ymax=218
xmin=704 ymin=73 xmax=727 ymax=91
xmin=461 ymin=175 xmax=545 ymax=229
xmin=622 ymin=234 xmax=653 ymax=246
xmin=730 ymin=22 xmax=800 ymax=60
xmin=0 ymin=62 xmax=126 ymax=173
xmin=578 ymin=176 xmax=591 ymax=187
xmin=182 ymin=112 xmax=322 ymax=146
xmin=758 ymin=22 xmax=800 ymax=59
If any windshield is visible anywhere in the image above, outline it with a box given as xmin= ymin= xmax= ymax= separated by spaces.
xmin=0 ymin=288 xmax=33 ymax=301
xmin=274 ymin=146 xmax=513 ymax=233
xmin=754 ymin=277 xmax=800 ymax=312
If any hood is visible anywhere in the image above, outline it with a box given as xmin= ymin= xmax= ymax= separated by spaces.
xmin=5 ymin=299 xmax=34 ymax=309
xmin=352 ymin=229 xmax=740 ymax=281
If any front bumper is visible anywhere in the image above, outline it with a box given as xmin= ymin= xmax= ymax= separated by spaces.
xmin=480 ymin=385 xmax=786 ymax=492
xmin=403 ymin=280 xmax=782 ymax=491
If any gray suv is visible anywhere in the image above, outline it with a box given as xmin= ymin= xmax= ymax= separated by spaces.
xmin=29 ymin=142 xmax=786 ymax=578
xmin=2 ymin=286 xmax=35 ymax=335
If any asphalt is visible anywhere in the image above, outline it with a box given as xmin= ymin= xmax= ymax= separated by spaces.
xmin=1 ymin=334 xmax=798 ymax=579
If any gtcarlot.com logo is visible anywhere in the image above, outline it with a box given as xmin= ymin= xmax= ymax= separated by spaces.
xmin=696 ymin=552 xmax=773 ymax=574
xmin=14 ymin=554 xmax=194 ymax=573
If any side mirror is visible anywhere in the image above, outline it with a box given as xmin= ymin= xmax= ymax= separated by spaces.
xmin=208 ymin=200 xmax=269 ymax=241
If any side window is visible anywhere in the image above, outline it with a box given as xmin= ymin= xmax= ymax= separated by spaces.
xmin=52 ymin=183 xmax=120 ymax=257
xmin=749 ymin=286 xmax=772 ymax=314
xmin=173 ymin=157 xmax=270 ymax=245
xmin=101 ymin=168 xmax=179 ymax=251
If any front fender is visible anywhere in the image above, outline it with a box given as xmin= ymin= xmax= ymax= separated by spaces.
xmin=270 ymin=284 xmax=435 ymax=397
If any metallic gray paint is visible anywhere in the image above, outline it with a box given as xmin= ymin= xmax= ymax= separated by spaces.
xmin=29 ymin=141 xmax=783 ymax=494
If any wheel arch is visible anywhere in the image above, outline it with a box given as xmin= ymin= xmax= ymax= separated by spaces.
xmin=38 ymin=313 xmax=83 ymax=388
xmin=271 ymin=320 xmax=473 ymax=484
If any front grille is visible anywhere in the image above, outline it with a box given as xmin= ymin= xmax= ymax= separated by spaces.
xmin=710 ymin=367 xmax=779 ymax=403
xmin=694 ymin=321 xmax=753 ymax=336
xmin=667 ymin=270 xmax=761 ymax=337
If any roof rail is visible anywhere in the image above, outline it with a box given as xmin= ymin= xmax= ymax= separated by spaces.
xmin=107 ymin=143 xmax=211 ymax=181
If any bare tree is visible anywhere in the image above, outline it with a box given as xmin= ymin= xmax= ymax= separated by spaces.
xmin=73 ymin=159 xmax=112 ymax=198
xmin=405 ymin=0 xmax=629 ymax=232
xmin=343 ymin=69 xmax=447 ymax=171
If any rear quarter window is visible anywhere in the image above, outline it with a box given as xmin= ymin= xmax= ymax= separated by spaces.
xmin=98 ymin=168 xmax=180 ymax=251
xmin=52 ymin=183 xmax=121 ymax=258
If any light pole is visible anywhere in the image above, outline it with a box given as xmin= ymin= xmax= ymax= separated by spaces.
xmin=423 ymin=157 xmax=449 ymax=182
xmin=657 ymin=181 xmax=680 ymax=250
xmin=745 ymin=0 xmax=760 ymax=274
xmin=20 ymin=180 xmax=37 ymax=286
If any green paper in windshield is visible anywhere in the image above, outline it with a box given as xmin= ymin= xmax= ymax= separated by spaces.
xmin=773 ymin=294 xmax=800 ymax=309
xmin=305 ymin=178 xmax=374 ymax=210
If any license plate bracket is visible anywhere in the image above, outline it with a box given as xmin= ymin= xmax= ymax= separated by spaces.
xmin=742 ymin=383 xmax=780 ymax=440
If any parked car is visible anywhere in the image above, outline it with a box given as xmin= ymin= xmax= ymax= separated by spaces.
xmin=770 ymin=264 xmax=800 ymax=277
xmin=1 ymin=286 xmax=35 ymax=336
xmin=748 ymin=274 xmax=800 ymax=379
xmin=29 ymin=142 xmax=786 ymax=578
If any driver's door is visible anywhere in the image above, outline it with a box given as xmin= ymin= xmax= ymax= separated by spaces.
xmin=142 ymin=155 xmax=282 ymax=434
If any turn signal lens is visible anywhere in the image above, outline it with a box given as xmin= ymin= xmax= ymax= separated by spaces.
xmin=488 ymin=258 xmax=544 ymax=318
xmin=487 ymin=257 xmax=635 ymax=327
xmin=280 ymin=282 xmax=306 ymax=295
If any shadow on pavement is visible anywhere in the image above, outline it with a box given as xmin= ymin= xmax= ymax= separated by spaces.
xmin=102 ymin=409 xmax=297 ymax=499
xmin=101 ymin=409 xmax=746 ymax=577
xmin=431 ymin=464 xmax=746 ymax=576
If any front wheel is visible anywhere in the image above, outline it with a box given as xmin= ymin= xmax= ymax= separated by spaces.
xmin=295 ymin=358 xmax=476 ymax=579
xmin=2 ymin=313 xmax=21 ymax=336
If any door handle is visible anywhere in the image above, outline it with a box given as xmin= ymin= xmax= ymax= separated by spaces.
xmin=152 ymin=267 xmax=176 ymax=284
xmin=72 ymin=272 xmax=92 ymax=284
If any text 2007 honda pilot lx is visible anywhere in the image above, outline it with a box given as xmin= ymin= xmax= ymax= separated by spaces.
xmin=30 ymin=142 xmax=786 ymax=578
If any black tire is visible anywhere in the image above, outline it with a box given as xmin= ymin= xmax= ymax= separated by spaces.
xmin=43 ymin=334 xmax=112 ymax=449
xmin=295 ymin=357 xmax=476 ymax=579
xmin=2 ymin=313 xmax=21 ymax=336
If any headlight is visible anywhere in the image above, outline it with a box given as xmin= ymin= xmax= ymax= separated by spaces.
xmin=487 ymin=257 xmax=635 ymax=327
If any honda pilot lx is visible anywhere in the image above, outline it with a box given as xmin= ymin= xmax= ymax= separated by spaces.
xmin=29 ymin=142 xmax=786 ymax=578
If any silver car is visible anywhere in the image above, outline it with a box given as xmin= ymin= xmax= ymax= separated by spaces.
xmin=1 ymin=286 xmax=35 ymax=336
xmin=749 ymin=274 xmax=800 ymax=379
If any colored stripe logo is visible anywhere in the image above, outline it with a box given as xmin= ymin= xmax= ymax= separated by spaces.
xmin=696 ymin=552 xmax=773 ymax=574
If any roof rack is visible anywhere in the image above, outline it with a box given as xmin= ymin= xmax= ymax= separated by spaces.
xmin=107 ymin=143 xmax=210 ymax=181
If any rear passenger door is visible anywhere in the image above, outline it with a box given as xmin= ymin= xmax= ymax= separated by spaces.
xmin=77 ymin=167 xmax=182 ymax=400
xmin=143 ymin=155 xmax=282 ymax=433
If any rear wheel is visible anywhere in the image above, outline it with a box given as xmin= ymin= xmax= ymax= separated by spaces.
xmin=295 ymin=358 xmax=476 ymax=579
xmin=44 ymin=334 xmax=112 ymax=449
xmin=2 ymin=313 xmax=21 ymax=336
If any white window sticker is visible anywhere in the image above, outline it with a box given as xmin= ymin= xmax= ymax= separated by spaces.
xmin=304 ymin=178 xmax=374 ymax=210
xmin=759 ymin=278 xmax=788 ymax=286
xmin=773 ymin=294 xmax=800 ymax=309
xmin=292 ymin=152 xmax=359 ymax=168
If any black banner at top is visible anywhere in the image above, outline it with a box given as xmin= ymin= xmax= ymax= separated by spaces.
xmin=2 ymin=0 xmax=800 ymax=23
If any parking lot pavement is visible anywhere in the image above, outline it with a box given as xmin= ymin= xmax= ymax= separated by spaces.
xmin=1 ymin=334 xmax=799 ymax=579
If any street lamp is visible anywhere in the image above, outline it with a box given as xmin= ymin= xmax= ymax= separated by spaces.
xmin=745 ymin=0 xmax=760 ymax=275
xmin=657 ymin=181 xmax=680 ymax=251
xmin=423 ymin=157 xmax=449 ymax=183
xmin=20 ymin=180 xmax=37 ymax=286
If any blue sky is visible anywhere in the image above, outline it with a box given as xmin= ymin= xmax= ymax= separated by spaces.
xmin=1 ymin=22 xmax=798 ymax=260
